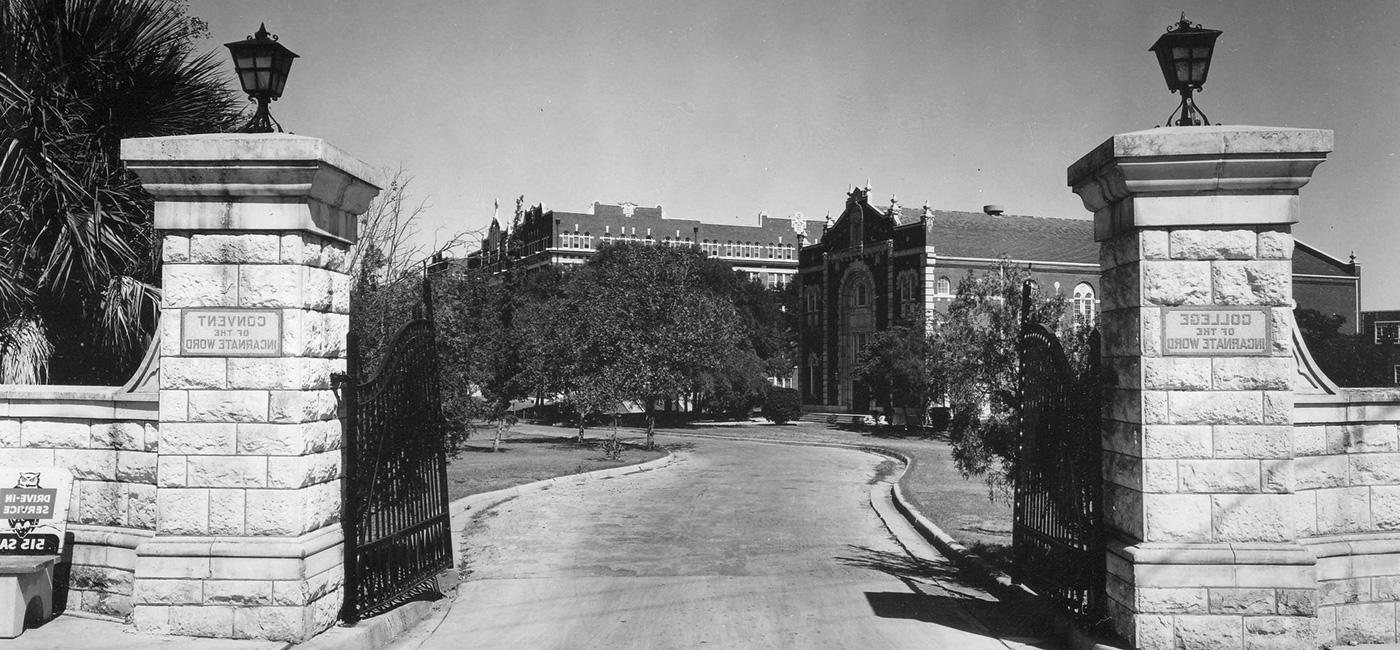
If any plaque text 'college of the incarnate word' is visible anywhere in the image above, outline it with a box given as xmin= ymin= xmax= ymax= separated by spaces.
xmin=1162 ymin=307 xmax=1271 ymax=356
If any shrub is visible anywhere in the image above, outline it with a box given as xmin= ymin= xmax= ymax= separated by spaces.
xmin=761 ymin=387 xmax=802 ymax=424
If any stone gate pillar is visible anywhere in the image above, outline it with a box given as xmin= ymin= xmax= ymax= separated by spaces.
xmin=1069 ymin=126 xmax=1331 ymax=650
xmin=120 ymin=134 xmax=379 ymax=641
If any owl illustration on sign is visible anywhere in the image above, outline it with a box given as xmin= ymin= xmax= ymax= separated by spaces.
xmin=8 ymin=472 xmax=41 ymax=537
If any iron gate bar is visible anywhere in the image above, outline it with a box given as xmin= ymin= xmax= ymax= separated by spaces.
xmin=338 ymin=278 xmax=452 ymax=624
xmin=1012 ymin=324 xmax=1105 ymax=623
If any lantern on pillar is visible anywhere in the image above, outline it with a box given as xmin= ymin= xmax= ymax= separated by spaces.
xmin=225 ymin=24 xmax=299 ymax=133
xmin=1149 ymin=14 xmax=1222 ymax=127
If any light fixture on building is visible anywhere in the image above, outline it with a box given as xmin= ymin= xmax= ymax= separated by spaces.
xmin=225 ymin=23 xmax=299 ymax=133
xmin=1149 ymin=13 xmax=1221 ymax=127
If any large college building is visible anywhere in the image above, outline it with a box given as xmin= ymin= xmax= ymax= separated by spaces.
xmin=799 ymin=185 xmax=1362 ymax=414
xmin=465 ymin=201 xmax=805 ymax=287
xmin=452 ymin=189 xmax=1362 ymax=413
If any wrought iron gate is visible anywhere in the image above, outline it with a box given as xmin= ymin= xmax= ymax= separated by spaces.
xmin=1012 ymin=322 xmax=1105 ymax=623
xmin=337 ymin=281 xmax=452 ymax=623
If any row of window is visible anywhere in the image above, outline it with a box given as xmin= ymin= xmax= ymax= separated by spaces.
xmin=559 ymin=232 xmax=696 ymax=249
xmin=746 ymin=271 xmax=792 ymax=288
xmin=555 ymin=231 xmax=798 ymax=261
xmin=698 ymin=240 xmax=795 ymax=260
xmin=800 ymin=276 xmax=1098 ymax=325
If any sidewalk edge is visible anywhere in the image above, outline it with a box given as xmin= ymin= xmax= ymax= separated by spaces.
xmin=301 ymin=449 xmax=678 ymax=650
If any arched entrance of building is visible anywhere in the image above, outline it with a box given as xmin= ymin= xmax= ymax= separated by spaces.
xmin=838 ymin=264 xmax=874 ymax=412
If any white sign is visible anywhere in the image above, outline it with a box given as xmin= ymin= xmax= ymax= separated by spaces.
xmin=1163 ymin=308 xmax=1271 ymax=356
xmin=0 ymin=467 xmax=72 ymax=556
xmin=181 ymin=309 xmax=282 ymax=356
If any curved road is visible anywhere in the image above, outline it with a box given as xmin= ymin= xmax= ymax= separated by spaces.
xmin=404 ymin=435 xmax=1047 ymax=649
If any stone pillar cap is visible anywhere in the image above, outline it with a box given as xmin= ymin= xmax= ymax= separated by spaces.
xmin=1068 ymin=125 xmax=1333 ymax=225
xmin=120 ymin=133 xmax=379 ymax=183
xmin=121 ymin=133 xmax=380 ymax=243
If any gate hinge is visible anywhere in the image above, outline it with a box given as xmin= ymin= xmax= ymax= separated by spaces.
xmin=330 ymin=372 xmax=352 ymax=387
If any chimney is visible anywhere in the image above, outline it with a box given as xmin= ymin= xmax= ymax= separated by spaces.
xmin=982 ymin=204 xmax=1004 ymax=216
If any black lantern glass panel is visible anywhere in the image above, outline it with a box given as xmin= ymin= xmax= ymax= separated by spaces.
xmin=225 ymin=24 xmax=299 ymax=133
xmin=1149 ymin=15 xmax=1221 ymax=127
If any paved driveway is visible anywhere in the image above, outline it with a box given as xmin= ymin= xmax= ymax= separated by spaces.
xmin=401 ymin=435 xmax=1047 ymax=649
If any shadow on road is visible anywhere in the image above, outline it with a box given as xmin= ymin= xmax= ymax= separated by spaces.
xmin=840 ymin=545 xmax=1052 ymax=647
xmin=836 ymin=544 xmax=962 ymax=583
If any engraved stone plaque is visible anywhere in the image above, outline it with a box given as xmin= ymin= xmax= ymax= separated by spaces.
xmin=1163 ymin=307 xmax=1271 ymax=356
xmin=181 ymin=308 xmax=282 ymax=356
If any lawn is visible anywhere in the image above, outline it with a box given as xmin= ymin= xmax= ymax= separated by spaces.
xmin=445 ymin=424 xmax=668 ymax=502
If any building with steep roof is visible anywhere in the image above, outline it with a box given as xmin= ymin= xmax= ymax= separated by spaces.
xmin=798 ymin=186 xmax=1361 ymax=415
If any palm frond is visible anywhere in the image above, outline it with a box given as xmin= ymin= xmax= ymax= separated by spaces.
xmin=98 ymin=274 xmax=158 ymax=358
xmin=0 ymin=316 xmax=52 ymax=384
xmin=0 ymin=0 xmax=238 ymax=383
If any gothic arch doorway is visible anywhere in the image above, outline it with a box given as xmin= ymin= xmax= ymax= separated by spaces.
xmin=838 ymin=264 xmax=874 ymax=412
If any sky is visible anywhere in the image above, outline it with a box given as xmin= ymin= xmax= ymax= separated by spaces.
xmin=188 ymin=0 xmax=1400 ymax=309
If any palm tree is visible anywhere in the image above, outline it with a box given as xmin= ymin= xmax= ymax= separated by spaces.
xmin=0 ymin=0 xmax=240 ymax=383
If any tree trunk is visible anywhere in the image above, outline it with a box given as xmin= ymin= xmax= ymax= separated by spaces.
xmin=644 ymin=397 xmax=656 ymax=450
xmin=576 ymin=410 xmax=586 ymax=443
xmin=493 ymin=417 xmax=504 ymax=452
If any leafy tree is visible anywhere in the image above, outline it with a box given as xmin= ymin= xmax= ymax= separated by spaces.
xmin=573 ymin=242 xmax=753 ymax=449
xmin=700 ymin=348 xmax=767 ymax=420
xmin=729 ymin=276 xmax=797 ymax=380
xmin=515 ymin=267 xmax=623 ymax=442
xmin=761 ymin=387 xmax=802 ymax=424
xmin=0 ymin=0 xmax=240 ymax=383
xmin=935 ymin=260 xmax=1073 ymax=497
xmin=690 ymin=262 xmax=796 ymax=416
xmin=853 ymin=324 xmax=940 ymax=426
xmin=348 ymin=173 xmax=475 ymax=452
xmin=438 ymin=268 xmax=527 ymax=452
xmin=1295 ymin=308 xmax=1396 ymax=387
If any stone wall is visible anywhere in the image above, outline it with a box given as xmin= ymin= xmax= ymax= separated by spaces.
xmin=134 ymin=229 xmax=351 ymax=640
xmin=0 ymin=384 xmax=157 ymax=618
xmin=1295 ymin=389 xmax=1400 ymax=646
xmin=1070 ymin=125 xmax=1334 ymax=650
xmin=120 ymin=133 xmax=376 ymax=642
xmin=1096 ymin=226 xmax=1312 ymax=649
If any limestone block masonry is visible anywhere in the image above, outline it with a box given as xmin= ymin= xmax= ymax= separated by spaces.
xmin=1070 ymin=126 xmax=1332 ymax=650
xmin=1295 ymin=391 xmax=1400 ymax=646
xmin=120 ymin=134 xmax=379 ymax=642
xmin=0 ymin=386 xmax=157 ymax=618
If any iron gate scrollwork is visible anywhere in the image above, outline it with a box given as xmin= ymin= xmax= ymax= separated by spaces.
xmin=1012 ymin=322 xmax=1105 ymax=623
xmin=336 ymin=280 xmax=452 ymax=623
